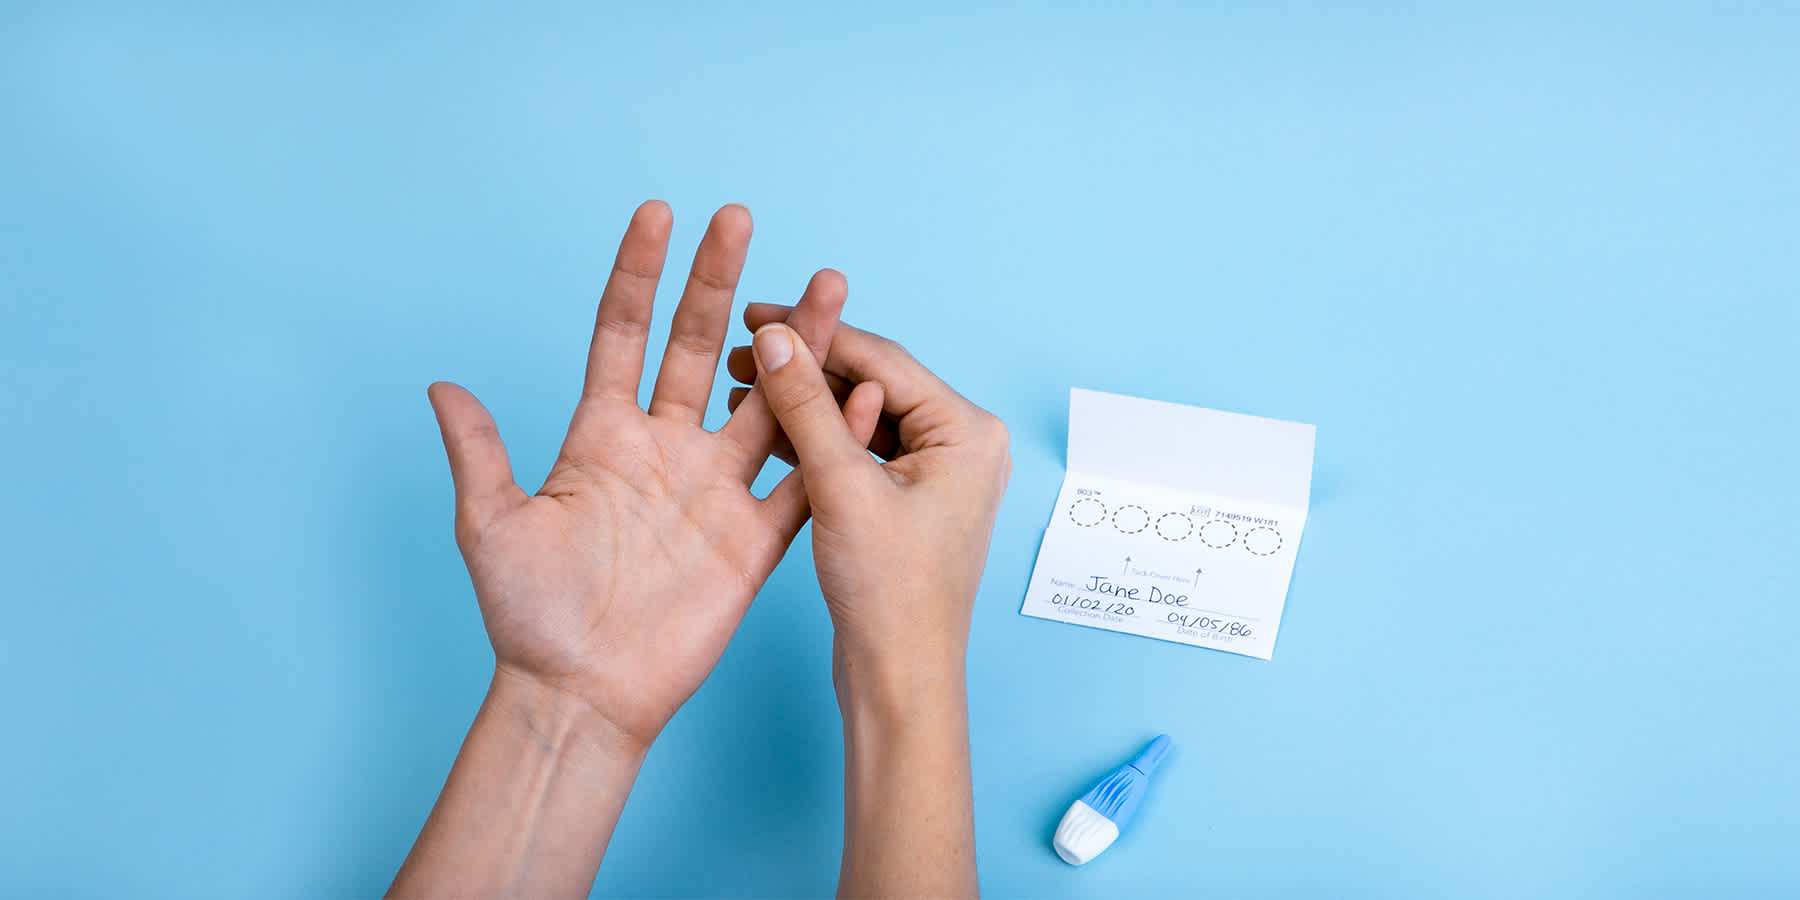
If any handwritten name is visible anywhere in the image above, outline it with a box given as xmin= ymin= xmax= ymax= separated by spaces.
xmin=1081 ymin=575 xmax=1189 ymax=607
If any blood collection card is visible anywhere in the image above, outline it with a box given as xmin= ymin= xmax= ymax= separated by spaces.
xmin=1020 ymin=388 xmax=1316 ymax=660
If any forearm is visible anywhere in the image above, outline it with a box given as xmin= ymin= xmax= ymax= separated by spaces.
xmin=389 ymin=666 xmax=648 ymax=900
xmin=835 ymin=651 xmax=979 ymax=899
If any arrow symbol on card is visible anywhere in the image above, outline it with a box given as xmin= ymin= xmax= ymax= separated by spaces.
xmin=1122 ymin=556 xmax=1131 ymax=574
xmin=1194 ymin=567 xmax=1203 ymax=585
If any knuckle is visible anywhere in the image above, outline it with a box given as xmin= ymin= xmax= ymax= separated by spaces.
xmin=596 ymin=316 xmax=649 ymax=341
xmin=972 ymin=409 xmax=1010 ymax=450
xmin=612 ymin=259 xmax=661 ymax=283
xmin=665 ymin=327 xmax=721 ymax=358
xmin=875 ymin=334 xmax=911 ymax=358
xmin=771 ymin=380 xmax=832 ymax=417
xmin=691 ymin=268 xmax=738 ymax=293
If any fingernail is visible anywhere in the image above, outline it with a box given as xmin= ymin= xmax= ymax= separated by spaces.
xmin=753 ymin=325 xmax=793 ymax=371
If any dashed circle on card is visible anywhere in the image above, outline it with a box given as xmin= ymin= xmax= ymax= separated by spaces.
xmin=1069 ymin=498 xmax=1107 ymax=527
xmin=1112 ymin=505 xmax=1150 ymax=534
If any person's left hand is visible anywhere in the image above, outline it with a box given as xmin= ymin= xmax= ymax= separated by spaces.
xmin=426 ymin=201 xmax=884 ymax=750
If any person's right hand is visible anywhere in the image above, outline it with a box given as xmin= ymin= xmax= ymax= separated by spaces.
xmin=730 ymin=310 xmax=1005 ymax=897
xmin=731 ymin=310 xmax=1011 ymax=700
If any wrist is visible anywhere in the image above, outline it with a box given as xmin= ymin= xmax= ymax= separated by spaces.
xmin=391 ymin=665 xmax=650 ymax=897
xmin=488 ymin=664 xmax=652 ymax=770
xmin=833 ymin=642 xmax=968 ymax=734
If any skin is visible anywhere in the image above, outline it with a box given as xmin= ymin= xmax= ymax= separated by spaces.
xmin=390 ymin=201 xmax=878 ymax=898
xmin=745 ymin=315 xmax=1012 ymax=899
xmin=390 ymin=201 xmax=1009 ymax=900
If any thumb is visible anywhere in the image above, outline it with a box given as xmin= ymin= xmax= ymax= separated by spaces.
xmin=427 ymin=382 xmax=524 ymax=539
xmin=752 ymin=323 xmax=871 ymax=482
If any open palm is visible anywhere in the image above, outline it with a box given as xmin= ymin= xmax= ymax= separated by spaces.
xmin=426 ymin=202 xmax=877 ymax=746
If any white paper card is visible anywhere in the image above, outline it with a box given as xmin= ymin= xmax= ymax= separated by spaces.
xmin=1020 ymin=388 xmax=1316 ymax=659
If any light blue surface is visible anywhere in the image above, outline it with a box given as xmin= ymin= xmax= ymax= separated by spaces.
xmin=4 ymin=3 xmax=1796 ymax=897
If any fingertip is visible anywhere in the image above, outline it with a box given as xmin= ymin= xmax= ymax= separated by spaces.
xmin=858 ymin=380 xmax=885 ymax=410
xmin=845 ymin=381 xmax=885 ymax=446
xmin=713 ymin=202 xmax=753 ymax=236
xmin=633 ymin=199 xmax=674 ymax=232
xmin=427 ymin=380 xmax=468 ymax=407
xmin=809 ymin=267 xmax=848 ymax=297
xmin=726 ymin=345 xmax=756 ymax=383
xmin=802 ymin=269 xmax=849 ymax=320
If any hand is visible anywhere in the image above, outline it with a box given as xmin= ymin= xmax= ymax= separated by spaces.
xmin=395 ymin=202 xmax=885 ymax=900
xmin=733 ymin=310 xmax=1007 ymax=898
xmin=426 ymin=201 xmax=879 ymax=749
xmin=734 ymin=310 xmax=1011 ymax=690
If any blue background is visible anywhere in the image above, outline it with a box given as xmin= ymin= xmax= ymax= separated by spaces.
xmin=4 ymin=3 xmax=1796 ymax=897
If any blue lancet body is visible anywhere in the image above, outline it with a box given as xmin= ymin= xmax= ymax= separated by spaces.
xmin=1077 ymin=734 xmax=1171 ymax=829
